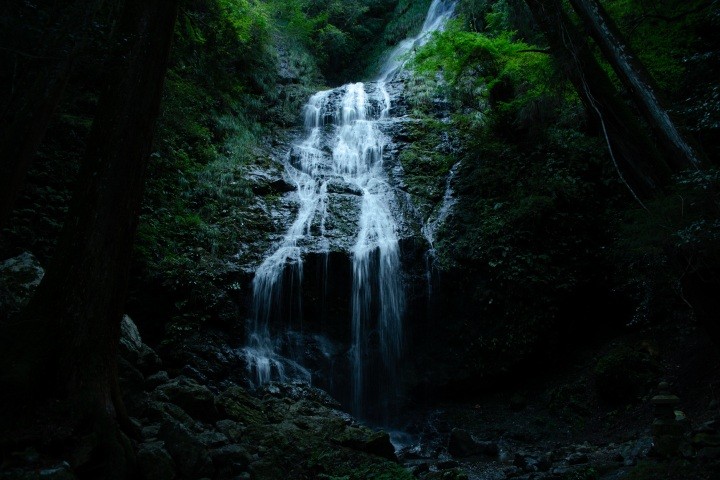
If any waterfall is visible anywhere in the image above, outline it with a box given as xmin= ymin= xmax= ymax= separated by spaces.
xmin=422 ymin=161 xmax=461 ymax=296
xmin=243 ymin=0 xmax=458 ymax=420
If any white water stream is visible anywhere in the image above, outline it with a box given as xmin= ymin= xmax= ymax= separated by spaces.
xmin=243 ymin=0 xmax=458 ymax=419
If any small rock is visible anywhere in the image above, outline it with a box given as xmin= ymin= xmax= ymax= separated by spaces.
xmin=513 ymin=453 xmax=528 ymax=469
xmin=698 ymin=447 xmax=720 ymax=461
xmin=695 ymin=419 xmax=720 ymax=434
xmin=436 ymin=459 xmax=460 ymax=470
xmin=566 ymin=453 xmax=589 ymax=465
xmin=216 ymin=419 xmax=245 ymax=443
xmin=210 ymin=444 xmax=251 ymax=470
xmin=145 ymin=371 xmax=170 ymax=390
xmin=503 ymin=465 xmax=523 ymax=478
xmin=141 ymin=424 xmax=160 ymax=440
xmin=198 ymin=430 xmax=229 ymax=448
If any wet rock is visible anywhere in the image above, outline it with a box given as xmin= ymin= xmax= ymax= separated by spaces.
xmin=156 ymin=376 xmax=219 ymax=423
xmin=145 ymin=370 xmax=170 ymax=390
xmin=620 ymin=437 xmax=653 ymax=466
xmin=137 ymin=441 xmax=175 ymax=480
xmin=199 ymin=430 xmax=229 ymax=448
xmin=210 ymin=444 xmax=252 ymax=474
xmin=448 ymin=428 xmax=498 ymax=458
xmin=158 ymin=419 xmax=213 ymax=478
xmin=216 ymin=386 xmax=264 ymax=425
xmin=566 ymin=452 xmax=589 ymax=465
xmin=340 ymin=430 xmax=396 ymax=460
xmin=259 ymin=381 xmax=341 ymax=409
xmin=503 ymin=465 xmax=523 ymax=478
xmin=326 ymin=178 xmax=363 ymax=196
xmin=141 ymin=424 xmax=160 ymax=440
xmin=216 ymin=419 xmax=246 ymax=443
xmin=436 ymin=459 xmax=460 ymax=469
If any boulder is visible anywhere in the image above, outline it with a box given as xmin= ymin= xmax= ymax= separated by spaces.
xmin=119 ymin=315 xmax=161 ymax=374
xmin=216 ymin=386 xmax=264 ymax=425
xmin=156 ymin=376 xmax=219 ymax=423
xmin=0 ymin=252 xmax=44 ymax=318
xmin=339 ymin=430 xmax=396 ymax=461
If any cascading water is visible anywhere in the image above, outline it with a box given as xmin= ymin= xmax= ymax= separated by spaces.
xmin=243 ymin=0 xmax=458 ymax=420
xmin=421 ymin=160 xmax=461 ymax=296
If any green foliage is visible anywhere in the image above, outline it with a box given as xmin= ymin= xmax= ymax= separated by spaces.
xmin=217 ymin=0 xmax=269 ymax=46
xmin=602 ymin=0 xmax=711 ymax=94
xmin=411 ymin=24 xmax=557 ymax=133
xmin=268 ymin=0 xmax=402 ymax=84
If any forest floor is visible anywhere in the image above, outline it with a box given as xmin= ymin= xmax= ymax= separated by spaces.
xmin=393 ymin=322 xmax=720 ymax=479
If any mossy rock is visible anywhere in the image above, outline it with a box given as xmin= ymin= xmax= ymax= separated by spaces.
xmin=216 ymin=386 xmax=265 ymax=425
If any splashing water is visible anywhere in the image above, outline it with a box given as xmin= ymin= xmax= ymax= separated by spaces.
xmin=243 ymin=0 xmax=458 ymax=419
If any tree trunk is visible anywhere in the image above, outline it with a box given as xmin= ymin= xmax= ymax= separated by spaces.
xmin=0 ymin=0 xmax=177 ymax=476
xmin=0 ymin=2 xmax=105 ymax=228
xmin=568 ymin=0 xmax=703 ymax=170
xmin=524 ymin=0 xmax=672 ymax=199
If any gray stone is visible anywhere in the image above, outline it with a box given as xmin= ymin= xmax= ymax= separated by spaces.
xmin=436 ymin=460 xmax=460 ymax=470
xmin=141 ymin=424 xmax=160 ymax=440
xmin=210 ymin=444 xmax=252 ymax=471
xmin=137 ymin=441 xmax=175 ymax=480
xmin=339 ymin=430 xmax=396 ymax=460
xmin=198 ymin=430 xmax=229 ymax=448
xmin=157 ymin=376 xmax=219 ymax=423
xmin=120 ymin=315 xmax=143 ymax=361
xmin=216 ymin=419 xmax=245 ymax=443
xmin=566 ymin=453 xmax=589 ymax=465
xmin=145 ymin=371 xmax=170 ymax=390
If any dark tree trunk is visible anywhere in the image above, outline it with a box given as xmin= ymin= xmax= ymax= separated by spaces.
xmin=568 ymin=0 xmax=703 ymax=170
xmin=0 ymin=2 xmax=105 ymax=228
xmin=524 ymin=0 xmax=672 ymax=199
xmin=0 ymin=0 xmax=177 ymax=476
